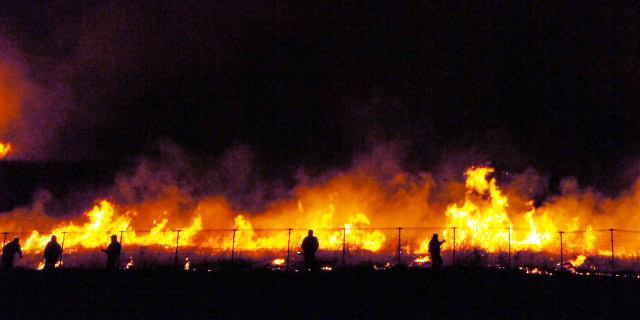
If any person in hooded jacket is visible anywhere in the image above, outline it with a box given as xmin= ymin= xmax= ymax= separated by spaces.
xmin=101 ymin=235 xmax=121 ymax=270
xmin=2 ymin=238 xmax=22 ymax=270
xmin=44 ymin=235 xmax=63 ymax=270
xmin=301 ymin=230 xmax=319 ymax=271
xmin=428 ymin=234 xmax=446 ymax=270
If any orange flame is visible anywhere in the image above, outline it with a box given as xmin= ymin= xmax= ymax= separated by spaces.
xmin=0 ymin=142 xmax=11 ymax=158
xmin=436 ymin=167 xmax=558 ymax=253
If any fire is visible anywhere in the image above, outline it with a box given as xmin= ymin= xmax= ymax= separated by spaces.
xmin=436 ymin=167 xmax=555 ymax=253
xmin=569 ymin=255 xmax=586 ymax=268
xmin=413 ymin=256 xmax=431 ymax=265
xmin=1 ymin=162 xmax=638 ymax=270
xmin=17 ymin=200 xmax=203 ymax=254
xmin=0 ymin=142 xmax=10 ymax=158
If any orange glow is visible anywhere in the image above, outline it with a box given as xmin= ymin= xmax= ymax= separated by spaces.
xmin=0 ymin=63 xmax=26 ymax=130
xmin=0 ymin=56 xmax=30 ymax=157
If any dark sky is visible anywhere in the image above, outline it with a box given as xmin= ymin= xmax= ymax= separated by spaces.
xmin=1 ymin=1 xmax=639 ymax=195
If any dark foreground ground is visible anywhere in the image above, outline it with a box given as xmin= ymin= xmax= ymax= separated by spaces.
xmin=1 ymin=266 xmax=639 ymax=319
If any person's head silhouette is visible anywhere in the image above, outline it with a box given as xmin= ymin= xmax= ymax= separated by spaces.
xmin=432 ymin=234 xmax=439 ymax=240
xmin=51 ymin=235 xmax=57 ymax=242
xmin=12 ymin=237 xmax=19 ymax=244
xmin=308 ymin=230 xmax=314 ymax=237
xmin=111 ymin=235 xmax=118 ymax=242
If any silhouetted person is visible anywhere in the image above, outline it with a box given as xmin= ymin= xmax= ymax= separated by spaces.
xmin=2 ymin=238 xmax=22 ymax=270
xmin=101 ymin=235 xmax=121 ymax=270
xmin=429 ymin=234 xmax=446 ymax=270
xmin=301 ymin=229 xmax=319 ymax=271
xmin=44 ymin=235 xmax=63 ymax=270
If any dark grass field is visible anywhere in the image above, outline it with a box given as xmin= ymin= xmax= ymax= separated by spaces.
xmin=1 ymin=266 xmax=639 ymax=319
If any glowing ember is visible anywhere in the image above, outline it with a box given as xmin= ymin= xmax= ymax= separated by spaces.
xmin=413 ymin=256 xmax=431 ymax=264
xmin=126 ymin=256 xmax=135 ymax=269
xmin=184 ymin=258 xmax=190 ymax=271
xmin=272 ymin=258 xmax=285 ymax=266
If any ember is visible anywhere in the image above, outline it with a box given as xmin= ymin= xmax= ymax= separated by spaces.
xmin=126 ymin=256 xmax=134 ymax=269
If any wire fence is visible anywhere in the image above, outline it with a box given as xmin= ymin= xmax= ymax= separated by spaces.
xmin=4 ymin=227 xmax=640 ymax=272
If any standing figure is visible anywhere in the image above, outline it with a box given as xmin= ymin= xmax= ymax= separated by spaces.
xmin=44 ymin=235 xmax=63 ymax=270
xmin=301 ymin=229 xmax=319 ymax=271
xmin=101 ymin=235 xmax=121 ymax=270
xmin=2 ymin=238 xmax=22 ymax=270
xmin=428 ymin=234 xmax=446 ymax=270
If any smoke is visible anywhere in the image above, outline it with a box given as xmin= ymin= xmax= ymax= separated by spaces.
xmin=0 ymin=23 xmax=77 ymax=160
xmin=0 ymin=33 xmax=34 ymax=152
xmin=68 ymin=142 xmax=640 ymax=234
xmin=0 ymin=2 xmax=167 ymax=160
xmin=10 ymin=137 xmax=633 ymax=233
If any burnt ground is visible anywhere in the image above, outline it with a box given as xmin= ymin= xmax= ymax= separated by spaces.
xmin=1 ymin=266 xmax=639 ymax=319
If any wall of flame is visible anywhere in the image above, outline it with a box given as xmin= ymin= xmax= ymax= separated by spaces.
xmin=3 ymin=164 xmax=639 ymax=270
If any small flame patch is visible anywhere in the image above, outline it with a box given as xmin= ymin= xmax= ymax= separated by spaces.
xmin=0 ymin=142 xmax=11 ymax=158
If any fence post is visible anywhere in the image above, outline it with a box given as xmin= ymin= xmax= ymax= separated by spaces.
xmin=174 ymin=229 xmax=181 ymax=266
xmin=559 ymin=231 xmax=564 ymax=268
xmin=61 ymin=232 xmax=67 ymax=267
xmin=2 ymin=232 xmax=7 ymax=246
xmin=453 ymin=227 xmax=457 ymax=266
xmin=610 ymin=228 xmax=615 ymax=272
xmin=508 ymin=227 xmax=512 ymax=268
xmin=118 ymin=230 xmax=124 ymax=269
xmin=231 ymin=229 xmax=237 ymax=262
xmin=287 ymin=228 xmax=292 ymax=270
xmin=397 ymin=227 xmax=403 ymax=265
xmin=342 ymin=227 xmax=347 ymax=265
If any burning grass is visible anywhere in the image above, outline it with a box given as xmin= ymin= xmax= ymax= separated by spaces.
xmin=3 ymin=163 xmax=640 ymax=272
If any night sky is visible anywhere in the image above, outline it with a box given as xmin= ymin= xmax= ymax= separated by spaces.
xmin=0 ymin=1 xmax=639 ymax=203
